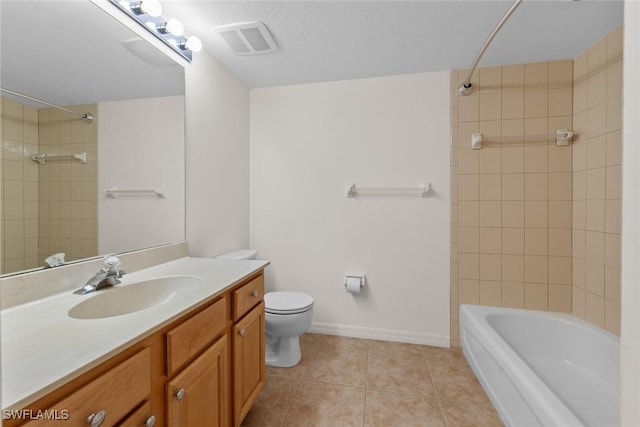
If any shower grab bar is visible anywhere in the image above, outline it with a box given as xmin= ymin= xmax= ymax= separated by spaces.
xmin=104 ymin=186 xmax=168 ymax=199
xmin=470 ymin=129 xmax=573 ymax=150
xmin=347 ymin=182 xmax=431 ymax=198
xmin=457 ymin=0 xmax=523 ymax=96
xmin=0 ymin=87 xmax=95 ymax=123
xmin=31 ymin=152 xmax=87 ymax=165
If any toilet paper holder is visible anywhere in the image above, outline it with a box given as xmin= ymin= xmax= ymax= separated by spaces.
xmin=345 ymin=274 xmax=365 ymax=293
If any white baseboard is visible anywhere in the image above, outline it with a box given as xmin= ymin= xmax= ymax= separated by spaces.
xmin=308 ymin=322 xmax=450 ymax=348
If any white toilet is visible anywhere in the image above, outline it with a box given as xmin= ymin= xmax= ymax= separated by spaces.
xmin=216 ymin=249 xmax=314 ymax=368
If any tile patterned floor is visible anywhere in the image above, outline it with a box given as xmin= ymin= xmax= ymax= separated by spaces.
xmin=242 ymin=334 xmax=503 ymax=427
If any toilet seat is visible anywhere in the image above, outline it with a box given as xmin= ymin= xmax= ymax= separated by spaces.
xmin=265 ymin=291 xmax=314 ymax=315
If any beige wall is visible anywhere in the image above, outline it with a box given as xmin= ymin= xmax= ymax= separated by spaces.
xmin=450 ymin=25 xmax=623 ymax=346
xmin=571 ymin=26 xmax=623 ymax=334
xmin=1 ymin=97 xmax=39 ymax=273
xmin=37 ymin=105 xmax=97 ymax=266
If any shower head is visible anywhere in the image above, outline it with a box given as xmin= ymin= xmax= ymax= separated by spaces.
xmin=457 ymin=81 xmax=473 ymax=96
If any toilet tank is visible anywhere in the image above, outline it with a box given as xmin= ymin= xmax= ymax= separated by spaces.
xmin=216 ymin=249 xmax=258 ymax=260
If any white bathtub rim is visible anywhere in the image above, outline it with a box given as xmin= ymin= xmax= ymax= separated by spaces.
xmin=486 ymin=310 xmax=620 ymax=389
xmin=461 ymin=305 xmax=584 ymax=426
xmin=461 ymin=323 xmax=582 ymax=427
xmin=460 ymin=304 xmax=605 ymax=427
xmin=463 ymin=304 xmax=619 ymax=340
xmin=461 ymin=332 xmax=554 ymax=427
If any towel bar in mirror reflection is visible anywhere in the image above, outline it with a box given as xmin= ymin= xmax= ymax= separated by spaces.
xmin=104 ymin=186 xmax=169 ymax=199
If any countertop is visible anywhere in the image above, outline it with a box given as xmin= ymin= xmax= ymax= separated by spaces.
xmin=1 ymin=256 xmax=269 ymax=411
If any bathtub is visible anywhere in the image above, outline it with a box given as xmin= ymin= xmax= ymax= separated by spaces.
xmin=459 ymin=304 xmax=619 ymax=427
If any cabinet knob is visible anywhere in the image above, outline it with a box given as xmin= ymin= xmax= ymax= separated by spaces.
xmin=239 ymin=329 xmax=246 ymax=337
xmin=145 ymin=415 xmax=156 ymax=427
xmin=86 ymin=410 xmax=106 ymax=427
xmin=175 ymin=388 xmax=185 ymax=401
xmin=250 ymin=290 xmax=258 ymax=298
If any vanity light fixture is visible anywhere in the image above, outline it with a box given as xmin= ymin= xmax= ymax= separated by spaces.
xmin=110 ymin=0 xmax=202 ymax=62
xmin=182 ymin=36 xmax=202 ymax=53
xmin=130 ymin=0 xmax=162 ymax=17
xmin=158 ymin=18 xmax=184 ymax=37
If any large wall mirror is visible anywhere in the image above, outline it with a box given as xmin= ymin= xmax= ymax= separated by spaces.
xmin=1 ymin=1 xmax=186 ymax=276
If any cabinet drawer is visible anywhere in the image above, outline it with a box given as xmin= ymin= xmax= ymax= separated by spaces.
xmin=166 ymin=297 xmax=226 ymax=375
xmin=25 ymin=348 xmax=150 ymax=427
xmin=117 ymin=400 xmax=154 ymax=427
xmin=233 ymin=274 xmax=264 ymax=321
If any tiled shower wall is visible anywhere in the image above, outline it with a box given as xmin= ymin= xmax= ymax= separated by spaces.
xmin=450 ymin=25 xmax=623 ymax=346
xmin=1 ymin=97 xmax=40 ymax=273
xmin=450 ymin=59 xmax=574 ymax=346
xmin=571 ymin=26 xmax=623 ymax=334
xmin=37 ymin=105 xmax=98 ymax=266
xmin=0 ymin=98 xmax=97 ymax=274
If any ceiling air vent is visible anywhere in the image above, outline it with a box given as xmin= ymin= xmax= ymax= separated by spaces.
xmin=212 ymin=21 xmax=278 ymax=55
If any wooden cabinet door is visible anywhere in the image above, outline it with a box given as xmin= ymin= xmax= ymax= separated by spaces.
xmin=232 ymin=302 xmax=265 ymax=426
xmin=166 ymin=335 xmax=228 ymax=427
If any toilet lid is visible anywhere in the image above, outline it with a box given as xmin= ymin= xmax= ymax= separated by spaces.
xmin=265 ymin=291 xmax=314 ymax=314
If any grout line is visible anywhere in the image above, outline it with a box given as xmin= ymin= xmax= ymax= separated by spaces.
xmin=279 ymin=376 xmax=301 ymax=427
xmin=362 ymin=340 xmax=369 ymax=427
xmin=422 ymin=349 xmax=450 ymax=427
xmin=279 ymin=342 xmax=313 ymax=427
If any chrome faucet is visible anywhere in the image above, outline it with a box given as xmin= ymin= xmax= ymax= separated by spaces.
xmin=74 ymin=256 xmax=126 ymax=295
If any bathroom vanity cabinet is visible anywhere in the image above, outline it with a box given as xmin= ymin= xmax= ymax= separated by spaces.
xmin=9 ymin=270 xmax=266 ymax=427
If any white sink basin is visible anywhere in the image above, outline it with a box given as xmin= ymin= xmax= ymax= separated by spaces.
xmin=68 ymin=276 xmax=204 ymax=319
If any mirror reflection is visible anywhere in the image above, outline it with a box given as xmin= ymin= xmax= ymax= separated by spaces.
xmin=1 ymin=1 xmax=186 ymax=276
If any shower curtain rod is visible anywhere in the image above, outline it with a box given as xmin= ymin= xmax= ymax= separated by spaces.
xmin=0 ymin=87 xmax=95 ymax=123
xmin=458 ymin=0 xmax=523 ymax=96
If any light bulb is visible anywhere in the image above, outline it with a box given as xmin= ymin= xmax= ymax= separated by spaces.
xmin=165 ymin=18 xmax=184 ymax=36
xmin=140 ymin=0 xmax=162 ymax=17
xmin=184 ymin=36 xmax=202 ymax=52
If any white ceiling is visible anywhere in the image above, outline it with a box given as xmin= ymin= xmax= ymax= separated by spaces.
xmin=0 ymin=1 xmax=184 ymax=108
xmin=163 ymin=0 xmax=623 ymax=88
xmin=0 ymin=1 xmax=623 ymax=107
